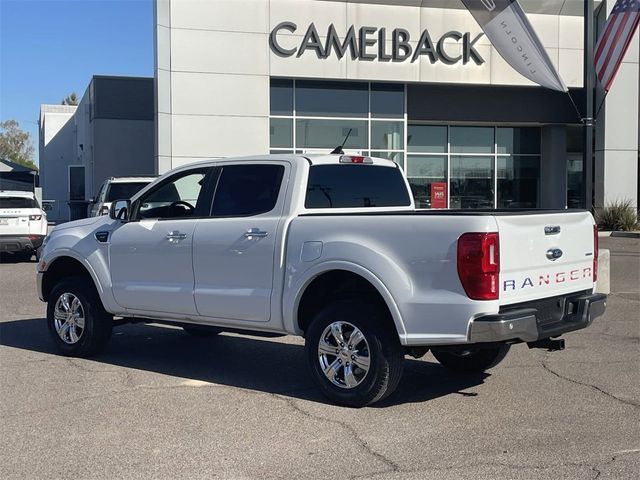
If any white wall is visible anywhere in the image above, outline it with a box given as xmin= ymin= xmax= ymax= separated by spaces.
xmin=38 ymin=105 xmax=77 ymax=223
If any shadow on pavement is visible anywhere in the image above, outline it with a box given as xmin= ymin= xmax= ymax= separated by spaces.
xmin=0 ymin=252 xmax=35 ymax=264
xmin=0 ymin=317 xmax=488 ymax=407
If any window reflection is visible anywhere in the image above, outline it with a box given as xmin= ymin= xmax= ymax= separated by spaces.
xmin=450 ymin=156 xmax=494 ymax=209
xmin=406 ymin=156 xmax=447 ymax=209
xmin=497 ymin=156 xmax=540 ymax=208
xmin=296 ymin=119 xmax=368 ymax=150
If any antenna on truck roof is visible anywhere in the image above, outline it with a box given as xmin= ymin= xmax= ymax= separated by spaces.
xmin=330 ymin=128 xmax=353 ymax=155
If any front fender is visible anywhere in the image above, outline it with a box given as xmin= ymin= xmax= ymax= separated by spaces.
xmin=39 ymin=219 xmax=120 ymax=314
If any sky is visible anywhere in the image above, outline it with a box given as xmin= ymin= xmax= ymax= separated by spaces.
xmin=0 ymin=0 xmax=154 ymax=164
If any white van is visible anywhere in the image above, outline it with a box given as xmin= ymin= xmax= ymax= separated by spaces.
xmin=0 ymin=190 xmax=48 ymax=260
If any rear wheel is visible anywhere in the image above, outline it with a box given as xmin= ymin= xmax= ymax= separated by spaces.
xmin=47 ymin=277 xmax=113 ymax=357
xmin=431 ymin=344 xmax=510 ymax=374
xmin=182 ymin=324 xmax=221 ymax=338
xmin=305 ymin=299 xmax=404 ymax=407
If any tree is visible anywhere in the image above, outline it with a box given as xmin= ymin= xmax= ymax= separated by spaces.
xmin=0 ymin=120 xmax=37 ymax=171
xmin=61 ymin=92 xmax=78 ymax=106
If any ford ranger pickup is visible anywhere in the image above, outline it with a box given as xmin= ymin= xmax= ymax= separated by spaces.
xmin=36 ymin=154 xmax=606 ymax=406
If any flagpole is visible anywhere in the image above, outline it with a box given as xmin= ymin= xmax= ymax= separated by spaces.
xmin=584 ymin=0 xmax=595 ymax=212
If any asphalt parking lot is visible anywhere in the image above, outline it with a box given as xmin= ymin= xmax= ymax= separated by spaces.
xmin=0 ymin=236 xmax=638 ymax=480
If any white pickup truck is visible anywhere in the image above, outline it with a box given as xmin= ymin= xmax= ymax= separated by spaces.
xmin=37 ymin=154 xmax=606 ymax=406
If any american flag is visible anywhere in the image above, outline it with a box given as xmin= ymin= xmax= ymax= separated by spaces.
xmin=594 ymin=0 xmax=640 ymax=92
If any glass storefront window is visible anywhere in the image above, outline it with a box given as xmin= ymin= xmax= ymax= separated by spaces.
xmin=497 ymin=127 xmax=540 ymax=155
xmin=450 ymin=127 xmax=494 ymax=154
xmin=567 ymin=126 xmax=585 ymax=209
xmin=567 ymin=154 xmax=585 ymax=209
xmin=371 ymin=83 xmax=404 ymax=118
xmin=450 ymin=156 xmax=494 ymax=209
xmin=406 ymin=155 xmax=447 ymax=209
xmin=296 ymin=80 xmax=368 ymax=118
xmin=371 ymin=121 xmax=404 ymax=150
xmin=497 ymin=156 xmax=540 ymax=208
xmin=270 ymin=149 xmax=293 ymax=154
xmin=270 ymin=118 xmax=293 ymax=148
xmin=296 ymin=119 xmax=368 ymax=150
xmin=408 ymin=125 xmax=447 ymax=153
xmin=270 ymin=79 xmax=293 ymax=116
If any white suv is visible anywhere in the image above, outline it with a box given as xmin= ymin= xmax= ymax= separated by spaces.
xmin=0 ymin=190 xmax=48 ymax=260
xmin=89 ymin=177 xmax=156 ymax=217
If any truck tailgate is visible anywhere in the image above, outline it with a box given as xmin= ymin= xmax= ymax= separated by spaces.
xmin=497 ymin=211 xmax=595 ymax=305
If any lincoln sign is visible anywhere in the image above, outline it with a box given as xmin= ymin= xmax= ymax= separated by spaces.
xmin=270 ymin=22 xmax=485 ymax=65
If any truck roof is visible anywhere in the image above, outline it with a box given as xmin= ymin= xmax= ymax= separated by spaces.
xmin=212 ymin=154 xmax=399 ymax=168
xmin=108 ymin=176 xmax=156 ymax=183
xmin=0 ymin=190 xmax=35 ymax=198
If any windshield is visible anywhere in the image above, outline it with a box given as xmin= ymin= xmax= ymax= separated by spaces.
xmin=107 ymin=182 xmax=151 ymax=201
xmin=305 ymin=165 xmax=411 ymax=208
xmin=0 ymin=197 xmax=38 ymax=209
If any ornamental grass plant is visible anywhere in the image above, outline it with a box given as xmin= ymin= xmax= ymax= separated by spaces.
xmin=596 ymin=199 xmax=640 ymax=232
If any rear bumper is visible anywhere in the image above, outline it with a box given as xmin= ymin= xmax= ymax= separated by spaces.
xmin=0 ymin=234 xmax=45 ymax=253
xmin=469 ymin=292 xmax=607 ymax=343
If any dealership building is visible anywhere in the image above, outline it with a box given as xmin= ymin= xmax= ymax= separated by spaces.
xmin=153 ymin=0 xmax=637 ymax=210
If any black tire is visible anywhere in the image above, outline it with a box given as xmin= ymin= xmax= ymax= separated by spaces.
xmin=305 ymin=299 xmax=404 ymax=407
xmin=47 ymin=276 xmax=113 ymax=357
xmin=34 ymin=247 xmax=42 ymax=262
xmin=182 ymin=324 xmax=221 ymax=338
xmin=431 ymin=344 xmax=510 ymax=374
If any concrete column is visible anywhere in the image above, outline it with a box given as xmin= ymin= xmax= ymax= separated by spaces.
xmin=540 ymin=125 xmax=568 ymax=209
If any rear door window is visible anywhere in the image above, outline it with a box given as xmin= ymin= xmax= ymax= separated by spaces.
xmin=211 ymin=164 xmax=285 ymax=217
xmin=305 ymin=165 xmax=411 ymax=208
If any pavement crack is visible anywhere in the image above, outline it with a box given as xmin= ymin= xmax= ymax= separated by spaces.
xmin=541 ymin=361 xmax=640 ymax=408
xmin=272 ymin=394 xmax=401 ymax=479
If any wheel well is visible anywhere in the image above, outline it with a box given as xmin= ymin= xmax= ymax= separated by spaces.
xmin=297 ymin=270 xmax=394 ymax=334
xmin=42 ymin=257 xmax=95 ymax=301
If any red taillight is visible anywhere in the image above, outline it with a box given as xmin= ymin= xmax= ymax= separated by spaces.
xmin=593 ymin=224 xmax=599 ymax=282
xmin=457 ymin=232 xmax=500 ymax=301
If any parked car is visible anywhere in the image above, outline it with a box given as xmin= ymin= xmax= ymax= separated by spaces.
xmin=0 ymin=190 xmax=48 ymax=261
xmin=88 ymin=176 xmax=156 ymax=217
xmin=36 ymin=154 xmax=606 ymax=406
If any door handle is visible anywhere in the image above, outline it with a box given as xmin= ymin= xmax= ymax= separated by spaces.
xmin=244 ymin=228 xmax=268 ymax=239
xmin=166 ymin=231 xmax=187 ymax=242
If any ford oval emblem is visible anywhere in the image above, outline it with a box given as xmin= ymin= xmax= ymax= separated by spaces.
xmin=546 ymin=248 xmax=563 ymax=261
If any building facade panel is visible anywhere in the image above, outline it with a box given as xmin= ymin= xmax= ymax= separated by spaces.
xmin=155 ymin=0 xmax=639 ymax=209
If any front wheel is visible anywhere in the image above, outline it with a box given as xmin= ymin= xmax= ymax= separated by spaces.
xmin=305 ymin=300 xmax=404 ymax=407
xmin=47 ymin=277 xmax=113 ymax=357
xmin=431 ymin=344 xmax=510 ymax=374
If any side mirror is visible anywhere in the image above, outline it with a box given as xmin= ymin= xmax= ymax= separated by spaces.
xmin=109 ymin=199 xmax=131 ymax=221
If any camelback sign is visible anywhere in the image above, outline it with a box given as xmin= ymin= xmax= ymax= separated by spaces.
xmin=270 ymin=22 xmax=485 ymax=65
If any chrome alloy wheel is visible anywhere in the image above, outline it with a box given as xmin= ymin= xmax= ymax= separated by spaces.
xmin=53 ymin=293 xmax=85 ymax=344
xmin=318 ymin=321 xmax=371 ymax=389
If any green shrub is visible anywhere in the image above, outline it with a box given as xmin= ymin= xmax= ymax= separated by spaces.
xmin=596 ymin=199 xmax=639 ymax=231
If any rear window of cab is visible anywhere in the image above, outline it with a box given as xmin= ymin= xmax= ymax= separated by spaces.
xmin=305 ymin=165 xmax=411 ymax=209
